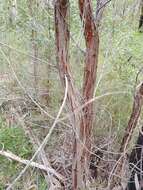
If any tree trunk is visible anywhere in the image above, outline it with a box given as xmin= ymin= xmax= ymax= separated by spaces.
xmin=72 ymin=0 xmax=99 ymax=188
xmin=28 ymin=0 xmax=39 ymax=98
xmin=55 ymin=0 xmax=81 ymax=116
xmin=9 ymin=0 xmax=17 ymax=26
xmin=79 ymin=0 xmax=99 ymax=177
xmin=127 ymin=126 xmax=143 ymax=190
xmin=54 ymin=2 xmax=84 ymax=188
xmin=111 ymin=83 xmax=143 ymax=188
xmin=139 ymin=0 xmax=143 ymax=32
xmin=55 ymin=0 xmax=100 ymax=189
xmin=120 ymin=83 xmax=143 ymax=153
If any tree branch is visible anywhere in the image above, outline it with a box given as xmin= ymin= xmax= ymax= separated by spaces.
xmin=0 ymin=150 xmax=64 ymax=181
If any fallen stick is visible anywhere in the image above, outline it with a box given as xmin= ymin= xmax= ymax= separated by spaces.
xmin=0 ymin=150 xmax=64 ymax=181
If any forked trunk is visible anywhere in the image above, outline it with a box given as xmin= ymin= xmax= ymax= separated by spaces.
xmin=55 ymin=0 xmax=99 ymax=189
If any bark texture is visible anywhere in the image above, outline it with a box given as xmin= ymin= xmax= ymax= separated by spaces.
xmin=55 ymin=0 xmax=81 ymax=118
xmin=54 ymin=2 xmax=84 ymax=188
xmin=55 ymin=0 xmax=99 ymax=189
xmin=68 ymin=0 xmax=100 ymax=188
xmin=76 ymin=1 xmax=99 ymax=188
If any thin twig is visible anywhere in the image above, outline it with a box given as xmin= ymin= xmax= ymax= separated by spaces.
xmin=96 ymin=0 xmax=112 ymax=15
xmin=59 ymin=91 xmax=129 ymax=122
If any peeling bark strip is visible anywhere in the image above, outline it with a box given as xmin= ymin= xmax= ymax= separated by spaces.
xmin=79 ymin=0 xmax=99 ymax=100
xmin=79 ymin=0 xmax=99 ymax=140
xmin=54 ymin=0 xmax=81 ymax=117
xmin=55 ymin=0 xmax=70 ymax=82
xmin=69 ymin=0 xmax=99 ymax=189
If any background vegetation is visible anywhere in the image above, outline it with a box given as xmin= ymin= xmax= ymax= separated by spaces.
xmin=0 ymin=0 xmax=143 ymax=189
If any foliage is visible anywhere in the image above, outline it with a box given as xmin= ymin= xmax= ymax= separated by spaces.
xmin=0 ymin=118 xmax=33 ymax=189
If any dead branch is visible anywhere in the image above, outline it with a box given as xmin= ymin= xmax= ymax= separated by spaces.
xmin=96 ymin=0 xmax=111 ymax=26
xmin=15 ymin=110 xmax=64 ymax=188
xmin=0 ymin=150 xmax=64 ymax=181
